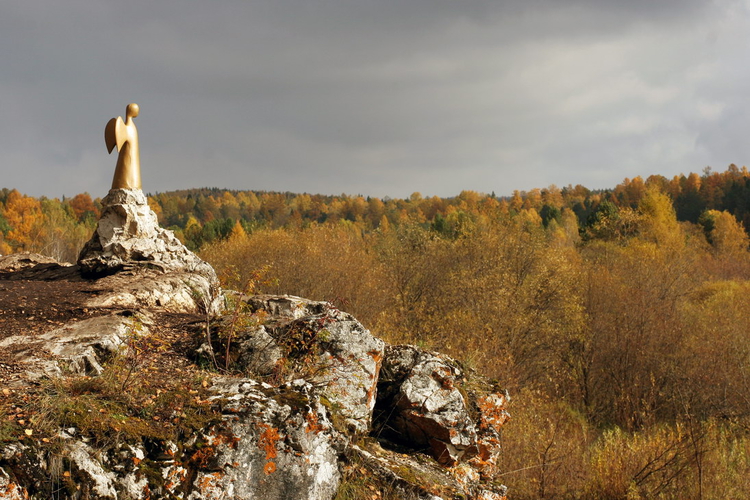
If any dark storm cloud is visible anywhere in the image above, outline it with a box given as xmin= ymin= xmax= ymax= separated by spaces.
xmin=1 ymin=1 xmax=747 ymax=198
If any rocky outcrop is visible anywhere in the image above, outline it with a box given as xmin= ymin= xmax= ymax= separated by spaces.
xmin=78 ymin=189 xmax=216 ymax=283
xmin=370 ymin=344 xmax=510 ymax=498
xmin=375 ymin=345 xmax=479 ymax=465
xmin=0 ymin=253 xmax=60 ymax=273
xmin=85 ymin=269 xmax=222 ymax=316
xmin=0 ymin=190 xmax=510 ymax=499
xmin=182 ymin=378 xmax=340 ymax=500
xmin=228 ymin=295 xmax=385 ymax=435
xmin=75 ymin=188 xmax=221 ymax=316
xmin=0 ymin=312 xmax=142 ymax=383
xmin=0 ymin=379 xmax=341 ymax=500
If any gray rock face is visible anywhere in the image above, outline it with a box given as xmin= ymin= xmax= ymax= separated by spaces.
xmin=182 ymin=378 xmax=341 ymax=500
xmin=371 ymin=345 xmax=510 ymax=498
xmin=0 ymin=313 xmax=139 ymax=383
xmin=86 ymin=270 xmax=222 ymax=316
xmin=376 ymin=345 xmax=478 ymax=465
xmin=0 ymin=380 xmax=341 ymax=500
xmin=232 ymin=324 xmax=285 ymax=375
xmin=232 ymin=295 xmax=385 ymax=435
xmin=78 ymin=189 xmax=216 ymax=283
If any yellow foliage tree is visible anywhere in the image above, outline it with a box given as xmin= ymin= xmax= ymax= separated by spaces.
xmin=637 ymin=186 xmax=682 ymax=247
xmin=704 ymin=210 xmax=748 ymax=255
xmin=229 ymin=220 xmax=248 ymax=241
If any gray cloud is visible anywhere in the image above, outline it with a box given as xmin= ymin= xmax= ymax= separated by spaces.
xmin=1 ymin=1 xmax=748 ymax=198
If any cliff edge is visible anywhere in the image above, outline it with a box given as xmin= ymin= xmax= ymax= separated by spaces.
xmin=0 ymin=189 xmax=509 ymax=500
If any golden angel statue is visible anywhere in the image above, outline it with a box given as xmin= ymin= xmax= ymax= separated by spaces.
xmin=105 ymin=103 xmax=141 ymax=190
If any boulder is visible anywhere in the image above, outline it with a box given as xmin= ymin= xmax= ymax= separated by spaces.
xmin=375 ymin=344 xmax=479 ymax=466
xmin=370 ymin=344 xmax=510 ymax=497
xmin=180 ymin=378 xmax=341 ymax=500
xmin=229 ymin=295 xmax=385 ymax=435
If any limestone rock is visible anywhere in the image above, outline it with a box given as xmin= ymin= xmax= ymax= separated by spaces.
xmin=0 ymin=380 xmax=341 ymax=500
xmin=231 ymin=324 xmax=285 ymax=375
xmin=375 ymin=345 xmax=478 ymax=465
xmin=0 ymin=466 xmax=29 ymax=500
xmin=86 ymin=270 xmax=222 ymax=316
xmin=68 ymin=442 xmax=118 ymax=499
xmin=0 ymin=249 xmax=510 ymax=498
xmin=0 ymin=253 xmax=60 ymax=273
xmin=0 ymin=445 xmax=38 ymax=500
xmin=78 ymin=189 xmax=217 ymax=284
xmin=180 ymin=378 xmax=341 ymax=500
xmin=233 ymin=295 xmax=385 ymax=435
xmin=0 ymin=313 xmax=140 ymax=382
xmin=370 ymin=344 xmax=510 ymax=497
xmin=346 ymin=442 xmax=508 ymax=500
xmin=471 ymin=390 xmax=511 ymax=479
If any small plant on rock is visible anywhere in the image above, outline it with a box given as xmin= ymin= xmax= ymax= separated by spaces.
xmin=214 ymin=265 xmax=273 ymax=372
xmin=113 ymin=316 xmax=169 ymax=392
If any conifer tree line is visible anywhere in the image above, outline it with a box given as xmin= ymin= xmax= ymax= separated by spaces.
xmin=4 ymin=165 xmax=750 ymax=498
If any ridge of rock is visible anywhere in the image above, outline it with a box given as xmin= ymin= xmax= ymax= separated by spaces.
xmin=0 ymin=187 xmax=510 ymax=499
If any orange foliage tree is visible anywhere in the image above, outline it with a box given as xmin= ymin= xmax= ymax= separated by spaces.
xmin=2 ymin=189 xmax=46 ymax=251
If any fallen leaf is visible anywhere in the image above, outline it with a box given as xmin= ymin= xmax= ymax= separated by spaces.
xmin=24 ymin=429 xmax=32 ymax=436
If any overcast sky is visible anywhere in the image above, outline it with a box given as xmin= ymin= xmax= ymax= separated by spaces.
xmin=2 ymin=1 xmax=749 ymax=199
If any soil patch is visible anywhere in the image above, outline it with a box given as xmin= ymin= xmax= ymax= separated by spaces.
xmin=0 ymin=263 xmax=214 ymax=444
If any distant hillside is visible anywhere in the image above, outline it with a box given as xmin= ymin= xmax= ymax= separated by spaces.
xmin=1 ymin=164 xmax=749 ymax=257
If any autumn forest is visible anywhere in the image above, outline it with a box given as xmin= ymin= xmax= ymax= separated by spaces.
xmin=4 ymin=165 xmax=750 ymax=499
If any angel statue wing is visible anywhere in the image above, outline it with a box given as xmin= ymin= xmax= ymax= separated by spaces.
xmin=104 ymin=116 xmax=126 ymax=154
